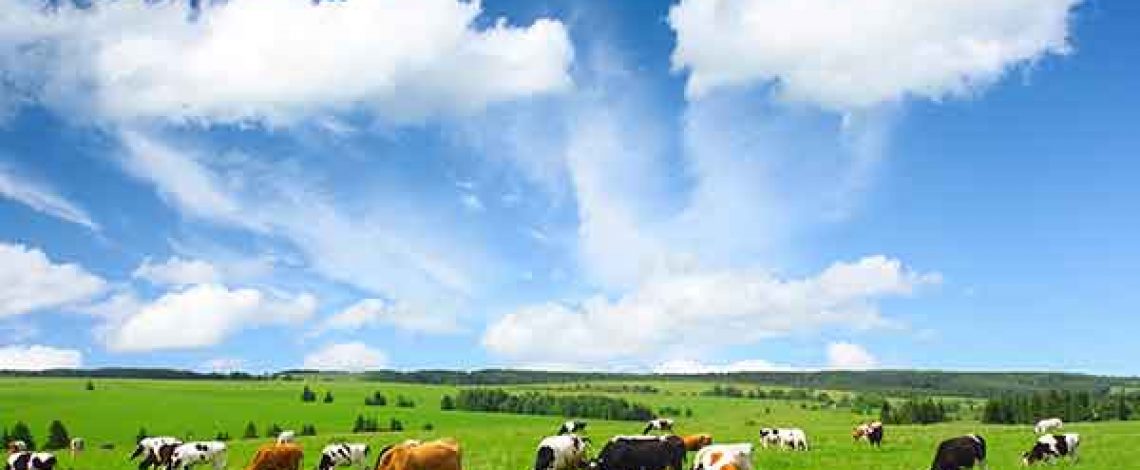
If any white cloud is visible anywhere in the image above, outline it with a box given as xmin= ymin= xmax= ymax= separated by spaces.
xmin=105 ymin=284 xmax=316 ymax=352
xmin=0 ymin=164 xmax=98 ymax=230
xmin=653 ymin=358 xmax=801 ymax=374
xmin=669 ymin=0 xmax=1081 ymax=108
xmin=0 ymin=0 xmax=573 ymax=126
xmin=484 ymin=255 xmax=937 ymax=365
xmin=0 ymin=242 xmax=107 ymax=317
xmin=460 ymin=194 xmax=485 ymax=212
xmin=133 ymin=257 xmax=221 ymax=287
xmin=826 ymin=341 xmax=879 ymax=370
xmin=0 ymin=345 xmax=82 ymax=371
xmin=203 ymin=357 xmax=245 ymax=373
xmin=302 ymin=342 xmax=387 ymax=372
xmin=321 ymin=298 xmax=459 ymax=334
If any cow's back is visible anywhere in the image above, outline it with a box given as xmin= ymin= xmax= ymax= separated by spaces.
xmin=246 ymin=444 xmax=302 ymax=470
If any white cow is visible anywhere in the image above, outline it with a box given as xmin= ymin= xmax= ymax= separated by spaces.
xmin=534 ymin=435 xmax=589 ymax=470
xmin=758 ymin=428 xmax=807 ymax=451
xmin=169 ymin=441 xmax=226 ymax=470
xmin=5 ymin=452 xmax=57 ymax=470
xmin=692 ymin=443 xmax=753 ymax=470
xmin=275 ymin=431 xmax=296 ymax=445
xmin=643 ymin=418 xmax=675 ymax=435
xmin=317 ymin=443 xmax=369 ymax=470
xmin=1034 ymin=418 xmax=1063 ymax=434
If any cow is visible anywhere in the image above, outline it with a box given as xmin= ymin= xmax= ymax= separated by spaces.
xmin=587 ymin=435 xmax=685 ymax=470
xmin=168 ymin=441 xmax=226 ymax=470
xmin=681 ymin=435 xmax=712 ymax=452
xmin=929 ymin=435 xmax=986 ymax=470
xmin=131 ymin=437 xmax=182 ymax=470
xmin=5 ymin=452 xmax=57 ymax=470
xmin=246 ymin=443 xmax=303 ymax=470
xmin=557 ymin=421 xmax=588 ymax=436
xmin=68 ymin=438 xmax=85 ymax=459
xmin=852 ymin=422 xmax=884 ymax=447
xmin=534 ymin=435 xmax=588 ymax=470
xmin=276 ymin=431 xmax=296 ymax=445
xmin=642 ymin=419 xmax=675 ymax=435
xmin=692 ymin=443 xmax=752 ymax=470
xmin=373 ymin=439 xmax=461 ymax=470
xmin=318 ymin=443 xmax=369 ymax=470
xmin=1022 ymin=433 xmax=1080 ymax=466
xmin=757 ymin=428 xmax=807 ymax=451
xmin=7 ymin=442 xmax=27 ymax=453
xmin=1034 ymin=418 xmax=1063 ymax=435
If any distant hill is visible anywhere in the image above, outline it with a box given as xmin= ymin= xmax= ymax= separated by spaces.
xmin=3 ymin=367 xmax=1137 ymax=398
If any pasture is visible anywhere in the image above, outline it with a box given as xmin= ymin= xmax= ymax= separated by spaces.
xmin=1 ymin=377 xmax=1137 ymax=470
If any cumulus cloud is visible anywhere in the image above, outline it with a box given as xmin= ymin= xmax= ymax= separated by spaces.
xmin=0 ymin=345 xmax=82 ymax=371
xmin=133 ymin=257 xmax=221 ymax=287
xmin=669 ymin=0 xmax=1081 ymax=108
xmin=105 ymin=284 xmax=316 ymax=352
xmin=302 ymin=342 xmax=387 ymax=372
xmin=653 ymin=358 xmax=801 ymax=374
xmin=0 ymin=242 xmax=107 ymax=317
xmin=0 ymin=164 xmax=98 ymax=230
xmin=826 ymin=341 xmax=879 ymax=370
xmin=483 ymin=255 xmax=938 ymax=364
xmin=0 ymin=0 xmax=573 ymax=125
xmin=321 ymin=298 xmax=459 ymax=334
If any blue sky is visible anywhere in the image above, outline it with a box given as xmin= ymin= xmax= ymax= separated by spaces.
xmin=0 ymin=0 xmax=1137 ymax=375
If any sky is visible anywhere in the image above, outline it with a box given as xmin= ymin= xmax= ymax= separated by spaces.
xmin=0 ymin=0 xmax=1137 ymax=375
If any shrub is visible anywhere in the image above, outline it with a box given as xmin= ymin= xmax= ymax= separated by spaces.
xmin=395 ymin=395 xmax=415 ymax=408
xmin=388 ymin=419 xmax=404 ymax=432
xmin=422 ymin=423 xmax=434 ymax=431
xmin=266 ymin=424 xmax=283 ymax=438
xmin=214 ymin=432 xmax=230 ymax=442
xmin=440 ymin=395 xmax=456 ymax=411
xmin=300 ymin=424 xmax=317 ymax=436
xmin=85 ymin=381 xmax=95 ymax=391
xmin=10 ymin=422 xmax=34 ymax=450
xmin=301 ymin=386 xmax=317 ymax=403
xmin=323 ymin=391 xmax=334 ymax=404
xmin=44 ymin=420 xmax=70 ymax=450
xmin=243 ymin=422 xmax=258 ymax=439
xmin=365 ymin=392 xmax=388 ymax=406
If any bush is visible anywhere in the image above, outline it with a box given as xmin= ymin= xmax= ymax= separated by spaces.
xmin=440 ymin=395 xmax=456 ymax=411
xmin=243 ymin=422 xmax=258 ymax=439
xmin=323 ymin=391 xmax=334 ymax=404
xmin=10 ymin=422 xmax=35 ymax=450
xmin=300 ymin=424 xmax=317 ymax=436
xmin=395 ymin=395 xmax=415 ymax=408
xmin=135 ymin=427 xmax=148 ymax=444
xmin=214 ymin=432 xmax=230 ymax=442
xmin=85 ymin=381 xmax=95 ymax=391
xmin=44 ymin=420 xmax=70 ymax=450
xmin=422 ymin=423 xmax=434 ymax=431
xmin=266 ymin=424 xmax=283 ymax=438
xmin=365 ymin=392 xmax=388 ymax=406
xmin=352 ymin=415 xmax=379 ymax=433
xmin=453 ymin=389 xmax=654 ymax=421
xmin=388 ymin=419 xmax=404 ymax=432
xmin=301 ymin=386 xmax=317 ymax=403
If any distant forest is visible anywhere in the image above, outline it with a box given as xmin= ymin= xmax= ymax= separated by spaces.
xmin=2 ymin=368 xmax=1138 ymax=399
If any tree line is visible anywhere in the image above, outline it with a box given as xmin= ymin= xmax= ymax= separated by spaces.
xmin=982 ymin=390 xmax=1134 ymax=424
xmin=442 ymin=389 xmax=655 ymax=421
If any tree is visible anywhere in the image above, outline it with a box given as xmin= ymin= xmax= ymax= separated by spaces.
xmin=266 ymin=424 xmax=283 ymax=438
xmin=301 ymin=385 xmax=317 ymax=402
xmin=243 ymin=422 xmax=258 ymax=439
xmin=44 ymin=420 xmax=70 ymax=450
xmin=323 ymin=391 xmax=334 ymax=404
xmin=300 ymin=424 xmax=317 ymax=436
xmin=440 ymin=395 xmax=455 ymax=411
xmin=135 ymin=427 xmax=148 ymax=444
xmin=85 ymin=381 xmax=95 ymax=391
xmin=10 ymin=422 xmax=34 ymax=450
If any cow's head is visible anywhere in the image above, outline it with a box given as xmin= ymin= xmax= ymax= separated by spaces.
xmin=1021 ymin=443 xmax=1052 ymax=466
xmin=129 ymin=444 xmax=147 ymax=460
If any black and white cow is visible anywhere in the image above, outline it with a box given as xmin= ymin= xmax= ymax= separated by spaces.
xmin=758 ymin=428 xmax=808 ymax=451
xmin=130 ymin=437 xmax=182 ymax=470
xmin=534 ymin=435 xmax=589 ymax=470
xmin=588 ymin=436 xmax=685 ymax=470
xmin=642 ymin=419 xmax=675 ymax=435
xmin=557 ymin=420 xmax=588 ymax=436
xmin=1022 ymin=433 xmax=1080 ymax=466
xmin=168 ymin=441 xmax=226 ymax=470
xmin=853 ymin=422 xmax=884 ymax=447
xmin=317 ymin=443 xmax=369 ymax=470
xmin=930 ymin=435 xmax=987 ymax=470
xmin=5 ymin=452 xmax=57 ymax=470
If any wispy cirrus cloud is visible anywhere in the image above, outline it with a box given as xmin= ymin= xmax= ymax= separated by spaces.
xmin=0 ymin=163 xmax=98 ymax=230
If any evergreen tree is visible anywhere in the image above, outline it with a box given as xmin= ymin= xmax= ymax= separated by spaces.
xmin=323 ymin=391 xmax=334 ymax=404
xmin=243 ymin=422 xmax=258 ymax=439
xmin=10 ymin=422 xmax=34 ymax=450
xmin=84 ymin=381 xmax=95 ymax=391
xmin=266 ymin=424 xmax=283 ymax=438
xmin=440 ymin=395 xmax=455 ymax=410
xmin=44 ymin=420 xmax=70 ymax=450
xmin=301 ymin=385 xmax=317 ymax=402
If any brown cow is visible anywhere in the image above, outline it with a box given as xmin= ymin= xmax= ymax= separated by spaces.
xmin=245 ymin=443 xmax=303 ymax=470
xmin=374 ymin=439 xmax=461 ymax=470
xmin=682 ymin=435 xmax=713 ymax=452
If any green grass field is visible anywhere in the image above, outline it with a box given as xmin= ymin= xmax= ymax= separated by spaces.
xmin=1 ymin=378 xmax=1135 ymax=470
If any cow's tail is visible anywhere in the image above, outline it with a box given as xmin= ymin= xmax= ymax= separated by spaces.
xmin=533 ymin=446 xmax=554 ymax=470
xmin=642 ymin=424 xmax=653 ymax=435
xmin=130 ymin=445 xmax=145 ymax=461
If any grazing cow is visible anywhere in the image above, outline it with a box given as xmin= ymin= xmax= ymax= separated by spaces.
xmin=534 ymin=435 xmax=589 ymax=470
xmin=681 ymin=435 xmax=713 ymax=452
xmin=587 ymin=435 xmax=685 ymax=470
xmin=169 ymin=441 xmax=226 ymax=470
xmin=6 ymin=452 xmax=57 ymax=470
xmin=69 ymin=438 xmax=85 ymax=459
xmin=276 ymin=431 xmax=296 ymax=445
xmin=1034 ymin=418 xmax=1064 ymax=435
xmin=692 ymin=443 xmax=752 ymax=470
xmin=245 ymin=443 xmax=303 ymax=470
xmin=557 ymin=421 xmax=588 ymax=436
xmin=318 ymin=443 xmax=369 ymax=470
xmin=852 ymin=422 xmax=884 ymax=447
xmin=131 ymin=437 xmax=182 ymax=470
xmin=1022 ymin=433 xmax=1080 ymax=466
xmin=757 ymin=429 xmax=807 ymax=451
xmin=7 ymin=442 xmax=27 ymax=453
xmin=929 ymin=435 xmax=986 ymax=470
xmin=374 ymin=439 xmax=461 ymax=470
xmin=642 ymin=419 xmax=675 ymax=435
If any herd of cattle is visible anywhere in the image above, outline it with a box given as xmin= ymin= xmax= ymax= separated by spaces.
xmin=2 ymin=416 xmax=1081 ymax=470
